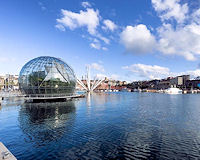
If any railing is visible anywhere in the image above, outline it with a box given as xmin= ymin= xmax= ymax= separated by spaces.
xmin=0 ymin=91 xmax=85 ymax=100
xmin=0 ymin=91 xmax=24 ymax=98
xmin=25 ymin=93 xmax=73 ymax=98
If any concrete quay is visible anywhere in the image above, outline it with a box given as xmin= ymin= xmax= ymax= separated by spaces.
xmin=24 ymin=94 xmax=85 ymax=102
xmin=140 ymin=89 xmax=200 ymax=94
xmin=0 ymin=97 xmax=2 ymax=106
xmin=0 ymin=142 xmax=17 ymax=160
xmin=0 ymin=91 xmax=85 ymax=103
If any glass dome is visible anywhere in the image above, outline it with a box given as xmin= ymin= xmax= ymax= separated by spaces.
xmin=19 ymin=56 xmax=76 ymax=96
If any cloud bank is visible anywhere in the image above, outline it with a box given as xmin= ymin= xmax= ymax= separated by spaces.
xmin=56 ymin=0 xmax=200 ymax=61
xmin=123 ymin=63 xmax=200 ymax=80
xmin=56 ymin=2 xmax=116 ymax=51
xmin=119 ymin=0 xmax=200 ymax=61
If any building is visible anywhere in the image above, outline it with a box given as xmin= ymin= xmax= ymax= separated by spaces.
xmin=170 ymin=75 xmax=190 ymax=88
xmin=0 ymin=76 xmax=5 ymax=90
xmin=186 ymin=80 xmax=200 ymax=89
xmin=0 ymin=74 xmax=19 ymax=91
xmin=157 ymin=78 xmax=170 ymax=89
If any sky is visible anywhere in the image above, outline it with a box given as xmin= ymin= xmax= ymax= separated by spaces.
xmin=1 ymin=0 xmax=200 ymax=81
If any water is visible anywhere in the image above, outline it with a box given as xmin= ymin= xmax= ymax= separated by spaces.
xmin=1 ymin=92 xmax=200 ymax=159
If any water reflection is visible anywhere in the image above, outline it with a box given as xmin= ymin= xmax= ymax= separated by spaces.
xmin=86 ymin=92 xmax=91 ymax=107
xmin=18 ymin=101 xmax=76 ymax=144
xmin=86 ymin=92 xmax=125 ymax=107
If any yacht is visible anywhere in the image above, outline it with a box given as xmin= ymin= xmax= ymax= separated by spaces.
xmin=165 ymin=87 xmax=182 ymax=94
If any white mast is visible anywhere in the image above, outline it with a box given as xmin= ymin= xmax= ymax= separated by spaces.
xmin=86 ymin=66 xmax=90 ymax=91
xmin=76 ymin=66 xmax=104 ymax=92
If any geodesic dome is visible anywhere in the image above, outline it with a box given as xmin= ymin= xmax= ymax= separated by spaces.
xmin=19 ymin=56 xmax=76 ymax=96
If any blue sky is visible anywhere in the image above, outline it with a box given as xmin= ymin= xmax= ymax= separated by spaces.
xmin=1 ymin=0 xmax=200 ymax=81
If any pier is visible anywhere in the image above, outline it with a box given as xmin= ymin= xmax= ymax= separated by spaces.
xmin=24 ymin=94 xmax=85 ymax=102
xmin=0 ymin=91 xmax=25 ymax=99
xmin=0 ymin=91 xmax=85 ymax=103
xmin=0 ymin=142 xmax=17 ymax=160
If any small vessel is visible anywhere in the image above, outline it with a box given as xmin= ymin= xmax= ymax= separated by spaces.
xmin=165 ymin=87 xmax=182 ymax=94
xmin=158 ymin=89 xmax=164 ymax=93
xmin=133 ymin=88 xmax=142 ymax=92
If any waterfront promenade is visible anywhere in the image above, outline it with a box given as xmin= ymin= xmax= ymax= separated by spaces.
xmin=0 ymin=142 xmax=17 ymax=160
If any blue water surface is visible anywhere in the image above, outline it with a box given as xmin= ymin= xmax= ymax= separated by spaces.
xmin=1 ymin=92 xmax=200 ymax=159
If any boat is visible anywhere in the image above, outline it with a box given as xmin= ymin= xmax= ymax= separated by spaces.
xmin=158 ymin=89 xmax=164 ymax=93
xmin=133 ymin=88 xmax=142 ymax=92
xmin=164 ymin=87 xmax=182 ymax=94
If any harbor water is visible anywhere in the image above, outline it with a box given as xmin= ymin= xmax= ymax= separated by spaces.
xmin=1 ymin=92 xmax=200 ymax=159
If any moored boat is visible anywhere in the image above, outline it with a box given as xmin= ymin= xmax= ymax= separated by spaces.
xmin=165 ymin=87 xmax=182 ymax=94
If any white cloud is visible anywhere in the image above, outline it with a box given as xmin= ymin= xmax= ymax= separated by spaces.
xmin=81 ymin=1 xmax=91 ymax=8
xmin=151 ymin=0 xmax=188 ymax=23
xmin=157 ymin=23 xmax=200 ymax=61
xmin=96 ymin=33 xmax=110 ymax=44
xmin=55 ymin=24 xmax=65 ymax=31
xmin=148 ymin=0 xmax=200 ymax=61
xmin=90 ymin=42 xmax=108 ymax=50
xmin=192 ymin=9 xmax=200 ymax=25
xmin=56 ymin=8 xmax=100 ymax=35
xmin=96 ymin=73 xmax=120 ymax=80
xmin=56 ymin=6 xmax=111 ymax=49
xmin=93 ymin=38 xmax=99 ymax=43
xmin=123 ymin=63 xmax=200 ymax=80
xmin=90 ymin=63 xmax=105 ymax=72
xmin=90 ymin=43 xmax=101 ymax=50
xmin=183 ymin=69 xmax=200 ymax=78
xmin=120 ymin=24 xmax=156 ymax=54
xmin=102 ymin=19 xmax=117 ymax=32
xmin=96 ymin=73 xmax=107 ymax=79
xmin=118 ymin=1 xmax=200 ymax=61
xmin=110 ymin=74 xmax=119 ymax=80
xmin=122 ymin=64 xmax=170 ymax=80
xmin=38 ymin=2 xmax=46 ymax=11
xmin=102 ymin=47 xmax=108 ymax=51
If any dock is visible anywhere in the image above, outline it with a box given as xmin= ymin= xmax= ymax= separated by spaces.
xmin=24 ymin=94 xmax=85 ymax=102
xmin=0 ymin=142 xmax=17 ymax=160
xmin=0 ymin=91 xmax=85 ymax=103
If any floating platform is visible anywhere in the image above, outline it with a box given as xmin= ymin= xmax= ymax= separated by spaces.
xmin=24 ymin=94 xmax=85 ymax=102
xmin=0 ymin=142 xmax=17 ymax=160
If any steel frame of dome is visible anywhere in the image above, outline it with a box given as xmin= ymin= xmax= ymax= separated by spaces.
xmin=19 ymin=56 xmax=76 ymax=97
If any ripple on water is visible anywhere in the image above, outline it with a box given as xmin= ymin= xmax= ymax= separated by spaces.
xmin=1 ymin=93 xmax=200 ymax=159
